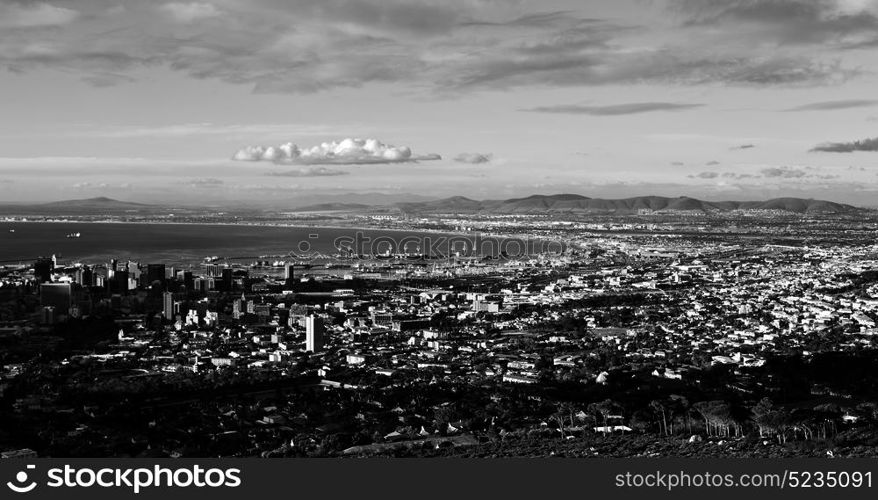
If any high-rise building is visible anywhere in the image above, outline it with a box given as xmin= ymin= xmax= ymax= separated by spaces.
xmin=221 ymin=268 xmax=233 ymax=291
xmin=232 ymin=294 xmax=246 ymax=320
xmin=305 ymin=315 xmax=324 ymax=352
xmin=206 ymin=264 xmax=222 ymax=278
xmin=284 ymin=264 xmax=295 ymax=281
xmin=162 ymin=291 xmax=175 ymax=321
xmin=39 ymin=306 xmax=56 ymax=325
xmin=40 ymin=283 xmax=71 ymax=316
xmin=146 ymin=264 xmax=166 ymax=287
xmin=74 ymin=266 xmax=93 ymax=287
xmin=33 ymin=258 xmax=54 ymax=283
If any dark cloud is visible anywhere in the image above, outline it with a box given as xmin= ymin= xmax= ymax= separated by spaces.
xmin=668 ymin=0 xmax=878 ymax=46
xmin=810 ymin=137 xmax=878 ymax=153
xmin=266 ymin=167 xmax=349 ymax=177
xmin=0 ymin=1 xmax=864 ymax=94
xmin=523 ymin=102 xmax=703 ymax=115
xmin=454 ymin=153 xmax=492 ymax=164
xmin=761 ymin=167 xmax=807 ymax=178
xmin=670 ymin=161 xmax=685 ymax=166
xmin=705 ymin=160 xmax=720 ymax=166
xmin=783 ymin=99 xmax=878 ymax=111
xmin=730 ymin=144 xmax=755 ymax=150
xmin=689 ymin=171 xmax=719 ymax=179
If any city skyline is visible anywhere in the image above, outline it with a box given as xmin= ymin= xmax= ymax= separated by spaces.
xmin=1 ymin=0 xmax=878 ymax=205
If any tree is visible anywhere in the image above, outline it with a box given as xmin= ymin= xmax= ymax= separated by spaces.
xmin=650 ymin=400 xmax=669 ymax=436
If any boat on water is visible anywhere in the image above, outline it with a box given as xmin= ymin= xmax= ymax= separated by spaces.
xmin=66 ymin=232 xmax=81 ymax=238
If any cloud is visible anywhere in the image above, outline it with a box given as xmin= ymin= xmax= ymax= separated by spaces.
xmin=70 ymin=181 xmax=109 ymax=190
xmin=159 ymin=3 xmax=221 ymax=24
xmin=523 ymin=102 xmax=704 ymax=115
xmin=233 ymin=138 xmax=440 ymax=165
xmin=668 ymin=0 xmax=878 ymax=46
xmin=0 ymin=2 xmax=80 ymax=28
xmin=670 ymin=161 xmax=685 ymax=166
xmin=810 ymin=136 xmax=878 ymax=153
xmin=188 ymin=177 xmax=224 ymax=188
xmin=784 ymin=99 xmax=878 ymax=111
xmin=266 ymin=167 xmax=349 ymax=177
xmin=454 ymin=153 xmax=493 ymax=164
xmin=0 ymin=2 xmax=858 ymax=94
xmin=761 ymin=167 xmax=808 ymax=178
xmin=690 ymin=171 xmax=719 ymax=179
xmin=720 ymin=172 xmax=756 ymax=179
xmin=730 ymin=144 xmax=755 ymax=150
xmin=705 ymin=160 xmax=720 ymax=166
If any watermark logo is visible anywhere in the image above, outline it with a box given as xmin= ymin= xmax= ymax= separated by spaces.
xmin=284 ymin=231 xmax=567 ymax=261
xmin=4 ymin=465 xmax=241 ymax=494
xmin=6 ymin=465 xmax=37 ymax=494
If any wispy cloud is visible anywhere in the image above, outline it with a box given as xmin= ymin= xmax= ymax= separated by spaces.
xmin=668 ymin=0 xmax=878 ymax=46
xmin=266 ymin=167 xmax=349 ymax=177
xmin=0 ymin=2 xmax=80 ymax=28
xmin=761 ymin=166 xmax=807 ymax=178
xmin=783 ymin=99 xmax=878 ymax=111
xmin=810 ymin=136 xmax=878 ymax=153
xmin=522 ymin=102 xmax=704 ymax=115
xmin=454 ymin=153 xmax=493 ymax=164
xmin=0 ymin=2 xmax=862 ymax=94
xmin=159 ymin=3 xmax=222 ymax=24
xmin=188 ymin=177 xmax=224 ymax=188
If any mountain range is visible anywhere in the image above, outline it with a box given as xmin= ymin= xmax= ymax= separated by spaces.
xmin=395 ymin=194 xmax=861 ymax=214
xmin=0 ymin=194 xmax=864 ymax=216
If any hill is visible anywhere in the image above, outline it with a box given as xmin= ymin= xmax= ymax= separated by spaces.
xmin=396 ymin=194 xmax=861 ymax=215
xmin=0 ymin=197 xmax=158 ymax=215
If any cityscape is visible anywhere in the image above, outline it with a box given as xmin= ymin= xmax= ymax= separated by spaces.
xmin=3 ymin=198 xmax=878 ymax=458
xmin=3 ymin=0 xmax=878 ymax=466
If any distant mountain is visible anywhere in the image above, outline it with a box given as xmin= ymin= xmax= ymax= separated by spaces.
xmin=396 ymin=194 xmax=862 ymax=214
xmin=287 ymin=203 xmax=372 ymax=212
xmin=37 ymin=197 xmax=152 ymax=209
xmin=0 ymin=197 xmax=158 ymax=215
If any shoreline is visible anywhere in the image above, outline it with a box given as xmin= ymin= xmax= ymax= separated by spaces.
xmin=0 ymin=218 xmax=559 ymax=245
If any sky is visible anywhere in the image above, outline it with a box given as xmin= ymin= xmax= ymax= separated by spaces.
xmin=1 ymin=0 xmax=878 ymax=206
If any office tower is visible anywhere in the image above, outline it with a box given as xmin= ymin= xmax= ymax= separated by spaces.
xmin=306 ymin=315 xmax=324 ymax=352
xmin=206 ymin=264 xmax=222 ymax=277
xmin=40 ymin=306 xmax=56 ymax=325
xmin=112 ymin=270 xmax=129 ymax=292
xmin=74 ymin=266 xmax=93 ymax=287
xmin=33 ymin=258 xmax=54 ymax=283
xmin=108 ymin=259 xmax=118 ymax=279
xmin=146 ymin=264 xmax=166 ymax=287
xmin=284 ymin=264 xmax=295 ymax=281
xmin=233 ymin=294 xmax=245 ymax=320
xmin=40 ymin=283 xmax=72 ymax=315
xmin=127 ymin=261 xmax=141 ymax=281
xmin=162 ymin=291 xmax=174 ymax=321
xmin=221 ymin=268 xmax=233 ymax=291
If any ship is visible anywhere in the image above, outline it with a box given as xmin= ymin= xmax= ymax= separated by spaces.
xmin=66 ymin=232 xmax=81 ymax=238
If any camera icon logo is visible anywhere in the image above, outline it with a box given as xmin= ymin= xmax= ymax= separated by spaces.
xmin=6 ymin=465 xmax=37 ymax=493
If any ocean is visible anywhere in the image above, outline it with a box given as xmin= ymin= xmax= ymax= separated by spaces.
xmin=0 ymin=222 xmax=467 ymax=265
